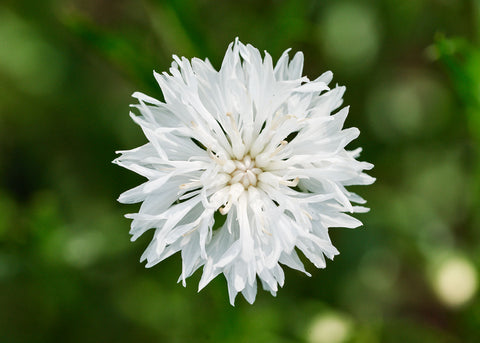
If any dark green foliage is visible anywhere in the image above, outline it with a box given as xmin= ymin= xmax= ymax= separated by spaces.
xmin=0 ymin=0 xmax=479 ymax=342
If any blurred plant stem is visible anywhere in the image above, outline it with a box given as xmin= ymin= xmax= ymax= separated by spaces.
xmin=59 ymin=8 xmax=153 ymax=87
xmin=434 ymin=35 xmax=480 ymax=226
xmin=475 ymin=0 xmax=480 ymax=43
xmin=142 ymin=0 xmax=197 ymax=58
xmin=142 ymin=0 xmax=212 ymax=59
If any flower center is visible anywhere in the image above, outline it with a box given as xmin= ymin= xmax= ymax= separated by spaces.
xmin=228 ymin=155 xmax=263 ymax=189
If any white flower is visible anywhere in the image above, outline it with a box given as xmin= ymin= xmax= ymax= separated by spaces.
xmin=114 ymin=39 xmax=374 ymax=305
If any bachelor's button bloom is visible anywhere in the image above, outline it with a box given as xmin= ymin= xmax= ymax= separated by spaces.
xmin=114 ymin=39 xmax=374 ymax=305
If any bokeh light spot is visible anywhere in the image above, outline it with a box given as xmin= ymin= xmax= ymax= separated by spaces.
xmin=318 ymin=3 xmax=380 ymax=72
xmin=359 ymin=248 xmax=400 ymax=293
xmin=307 ymin=312 xmax=353 ymax=343
xmin=432 ymin=256 xmax=478 ymax=308
xmin=366 ymin=72 xmax=452 ymax=142
xmin=0 ymin=8 xmax=66 ymax=95
xmin=63 ymin=230 xmax=105 ymax=267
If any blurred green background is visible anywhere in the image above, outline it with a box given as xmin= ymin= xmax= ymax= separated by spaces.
xmin=1 ymin=0 xmax=480 ymax=342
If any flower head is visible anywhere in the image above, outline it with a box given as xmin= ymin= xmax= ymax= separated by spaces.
xmin=114 ymin=39 xmax=374 ymax=305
